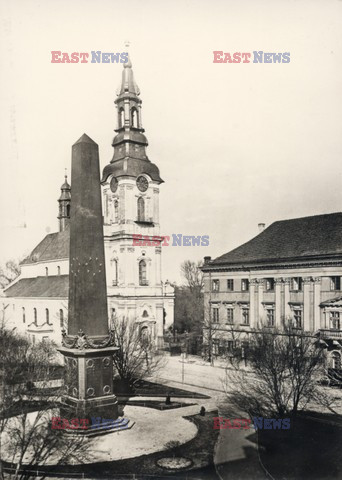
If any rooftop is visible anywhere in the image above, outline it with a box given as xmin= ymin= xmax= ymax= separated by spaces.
xmin=205 ymin=212 xmax=342 ymax=270
xmin=21 ymin=230 xmax=69 ymax=265
xmin=5 ymin=275 xmax=68 ymax=298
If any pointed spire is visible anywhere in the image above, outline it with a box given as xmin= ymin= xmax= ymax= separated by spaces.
xmin=118 ymin=41 xmax=140 ymax=96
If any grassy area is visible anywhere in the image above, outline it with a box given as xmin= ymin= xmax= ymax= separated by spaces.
xmin=126 ymin=399 xmax=197 ymax=410
xmin=258 ymin=413 xmax=342 ymax=479
xmin=115 ymin=378 xmax=210 ymax=399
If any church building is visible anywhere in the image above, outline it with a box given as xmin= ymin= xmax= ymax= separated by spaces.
xmin=4 ymin=55 xmax=174 ymax=346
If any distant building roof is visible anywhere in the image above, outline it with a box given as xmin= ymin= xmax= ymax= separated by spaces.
xmin=204 ymin=213 xmax=342 ymax=270
xmin=5 ymin=275 xmax=68 ymax=298
xmin=21 ymin=230 xmax=69 ymax=265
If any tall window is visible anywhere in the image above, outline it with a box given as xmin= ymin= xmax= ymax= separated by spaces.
xmin=265 ymin=278 xmax=274 ymax=291
xmin=59 ymin=309 xmax=64 ymax=328
xmin=114 ymin=200 xmax=119 ymax=223
xmin=330 ymin=312 xmax=340 ymax=330
xmin=330 ymin=277 xmax=341 ymax=291
xmin=291 ymin=277 xmax=302 ymax=291
xmin=332 ymin=352 xmax=341 ymax=370
xmin=266 ymin=308 xmax=275 ymax=327
xmin=66 ymin=204 xmax=71 ymax=217
xmin=212 ymin=279 xmax=220 ymax=292
xmin=139 ymin=259 xmax=147 ymax=286
xmin=131 ymin=108 xmax=138 ymax=128
xmin=111 ymin=258 xmax=118 ymax=286
xmin=22 ymin=307 xmax=26 ymax=324
xmin=57 ymin=266 xmax=61 ymax=276
xmin=33 ymin=308 xmax=37 ymax=325
xmin=137 ymin=197 xmax=145 ymax=222
xmin=46 ymin=308 xmax=50 ymax=325
xmin=241 ymin=279 xmax=249 ymax=291
xmin=45 ymin=267 xmax=48 ymax=277
xmin=212 ymin=308 xmax=219 ymax=323
xmin=226 ymin=308 xmax=234 ymax=324
xmin=227 ymin=279 xmax=234 ymax=291
xmin=242 ymin=308 xmax=249 ymax=325
xmin=293 ymin=309 xmax=302 ymax=329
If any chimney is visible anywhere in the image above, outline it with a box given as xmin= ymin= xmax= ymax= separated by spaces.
xmin=204 ymin=256 xmax=211 ymax=265
xmin=258 ymin=223 xmax=266 ymax=233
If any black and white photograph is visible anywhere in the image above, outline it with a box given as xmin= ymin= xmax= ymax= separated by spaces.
xmin=0 ymin=0 xmax=341 ymax=478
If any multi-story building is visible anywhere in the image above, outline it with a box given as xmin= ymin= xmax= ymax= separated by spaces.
xmin=201 ymin=213 xmax=342 ymax=369
xmin=4 ymin=55 xmax=174 ymax=346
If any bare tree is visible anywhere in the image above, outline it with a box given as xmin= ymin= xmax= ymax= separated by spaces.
xmin=0 ymin=324 xmax=88 ymax=479
xmin=180 ymin=260 xmax=204 ymax=296
xmin=110 ymin=315 xmax=166 ymax=389
xmin=0 ymin=260 xmax=21 ymax=289
xmin=223 ymin=322 xmax=338 ymax=419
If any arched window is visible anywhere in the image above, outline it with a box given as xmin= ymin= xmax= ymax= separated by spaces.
xmin=137 ymin=197 xmax=145 ymax=222
xmin=142 ymin=310 xmax=149 ymax=318
xmin=22 ymin=307 xmax=26 ymax=324
xmin=66 ymin=204 xmax=71 ymax=217
xmin=45 ymin=267 xmax=48 ymax=277
xmin=57 ymin=266 xmax=61 ymax=276
xmin=59 ymin=309 xmax=64 ymax=328
xmin=111 ymin=258 xmax=118 ymax=286
xmin=46 ymin=308 xmax=50 ymax=325
xmin=139 ymin=259 xmax=147 ymax=286
xmin=33 ymin=308 xmax=37 ymax=325
xmin=131 ymin=108 xmax=138 ymax=128
xmin=332 ymin=352 xmax=341 ymax=370
xmin=114 ymin=200 xmax=119 ymax=223
xmin=119 ymin=108 xmax=124 ymax=128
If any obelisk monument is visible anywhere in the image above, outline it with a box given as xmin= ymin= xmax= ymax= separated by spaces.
xmin=59 ymin=133 xmax=119 ymax=433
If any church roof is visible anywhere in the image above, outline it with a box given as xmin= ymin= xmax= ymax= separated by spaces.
xmin=205 ymin=213 xmax=342 ymax=270
xmin=5 ymin=275 xmax=68 ymax=298
xmin=101 ymin=157 xmax=164 ymax=184
xmin=21 ymin=230 xmax=69 ymax=265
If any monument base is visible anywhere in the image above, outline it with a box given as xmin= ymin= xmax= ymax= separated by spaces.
xmin=58 ymin=345 xmax=123 ymax=436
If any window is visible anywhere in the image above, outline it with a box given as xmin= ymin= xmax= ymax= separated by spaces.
xmin=332 ymin=352 xmax=341 ymax=370
xmin=265 ymin=278 xmax=274 ymax=291
xmin=59 ymin=309 xmax=64 ymax=328
xmin=142 ymin=310 xmax=149 ymax=318
xmin=213 ymin=338 xmax=220 ymax=355
xmin=22 ymin=307 xmax=25 ymax=324
xmin=330 ymin=277 xmax=341 ymax=291
xmin=57 ymin=266 xmax=61 ymax=276
xmin=131 ymin=108 xmax=138 ymax=128
xmin=137 ymin=197 xmax=145 ymax=222
xmin=226 ymin=340 xmax=235 ymax=353
xmin=139 ymin=259 xmax=147 ymax=285
xmin=45 ymin=267 xmax=48 ymax=277
xmin=212 ymin=279 xmax=220 ymax=292
xmin=242 ymin=308 xmax=249 ymax=325
xmin=330 ymin=312 xmax=340 ymax=330
xmin=33 ymin=308 xmax=37 ymax=325
xmin=291 ymin=277 xmax=302 ymax=291
xmin=241 ymin=279 xmax=249 ymax=291
xmin=226 ymin=308 xmax=234 ymax=324
xmin=111 ymin=308 xmax=116 ymax=319
xmin=66 ymin=204 xmax=71 ymax=217
xmin=227 ymin=279 xmax=234 ymax=291
xmin=42 ymin=336 xmax=49 ymax=343
xmin=111 ymin=258 xmax=118 ymax=286
xmin=114 ymin=200 xmax=119 ymax=223
xmin=32 ymin=335 xmax=35 ymax=344
xmin=46 ymin=308 xmax=50 ymax=325
xmin=293 ymin=309 xmax=302 ymax=329
xmin=266 ymin=308 xmax=275 ymax=327
xmin=212 ymin=307 xmax=219 ymax=323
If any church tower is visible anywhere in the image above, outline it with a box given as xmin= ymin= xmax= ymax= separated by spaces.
xmin=58 ymin=174 xmax=71 ymax=232
xmin=101 ymin=52 xmax=174 ymax=346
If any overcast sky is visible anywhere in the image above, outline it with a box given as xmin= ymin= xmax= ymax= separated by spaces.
xmin=0 ymin=0 xmax=342 ymax=283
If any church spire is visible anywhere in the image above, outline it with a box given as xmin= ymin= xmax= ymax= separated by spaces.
xmin=58 ymin=171 xmax=71 ymax=232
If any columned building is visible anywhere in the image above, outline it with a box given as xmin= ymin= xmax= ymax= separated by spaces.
xmin=4 ymin=55 xmax=174 ymax=346
xmin=201 ymin=213 xmax=342 ymax=369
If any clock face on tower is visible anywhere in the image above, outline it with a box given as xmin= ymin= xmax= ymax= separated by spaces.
xmin=110 ymin=177 xmax=118 ymax=193
xmin=136 ymin=175 xmax=149 ymax=192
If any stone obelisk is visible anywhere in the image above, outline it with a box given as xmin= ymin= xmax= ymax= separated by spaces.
xmin=59 ymin=133 xmax=119 ymax=433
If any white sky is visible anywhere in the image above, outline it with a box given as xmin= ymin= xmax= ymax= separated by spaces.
xmin=0 ymin=0 xmax=342 ymax=283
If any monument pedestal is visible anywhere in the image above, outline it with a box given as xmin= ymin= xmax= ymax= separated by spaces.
xmin=58 ymin=345 xmax=121 ymax=434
